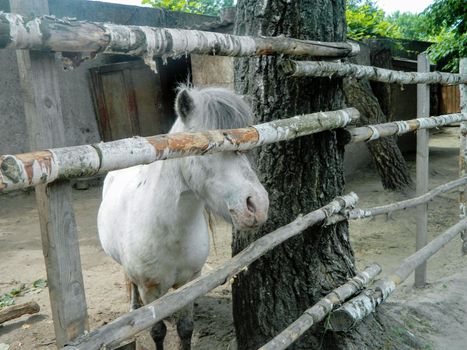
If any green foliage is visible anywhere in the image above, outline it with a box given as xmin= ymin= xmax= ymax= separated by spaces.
xmin=423 ymin=0 xmax=466 ymax=36
xmin=346 ymin=0 xmax=401 ymax=40
xmin=346 ymin=0 xmax=466 ymax=72
xmin=142 ymin=0 xmax=234 ymax=16
xmin=0 ymin=279 xmax=48 ymax=309
xmin=33 ymin=278 xmax=47 ymax=289
xmin=0 ymin=285 xmax=26 ymax=308
xmin=422 ymin=0 xmax=466 ymax=72
xmin=386 ymin=11 xmax=430 ymax=41
xmin=0 ymin=292 xmax=16 ymax=308
xmin=426 ymin=30 xmax=466 ymax=72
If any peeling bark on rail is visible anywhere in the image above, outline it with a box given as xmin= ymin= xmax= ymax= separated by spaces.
xmin=259 ymin=264 xmax=381 ymax=350
xmin=62 ymin=193 xmax=358 ymax=350
xmin=0 ymin=12 xmax=359 ymax=59
xmin=281 ymin=60 xmax=467 ymax=85
xmin=0 ymin=108 xmax=358 ymax=192
xmin=329 ymin=218 xmax=467 ymax=331
xmin=347 ymin=113 xmax=467 ymax=143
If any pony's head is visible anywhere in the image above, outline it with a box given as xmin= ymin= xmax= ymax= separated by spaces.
xmin=174 ymin=86 xmax=269 ymax=230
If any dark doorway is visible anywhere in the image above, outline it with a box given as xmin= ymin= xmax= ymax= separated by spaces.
xmin=90 ymin=57 xmax=191 ymax=141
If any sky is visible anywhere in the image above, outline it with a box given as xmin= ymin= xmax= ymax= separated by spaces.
xmin=374 ymin=0 xmax=433 ymax=14
xmin=91 ymin=0 xmax=434 ymax=15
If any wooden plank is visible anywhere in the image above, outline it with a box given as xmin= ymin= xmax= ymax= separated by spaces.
xmin=440 ymin=85 xmax=461 ymax=114
xmin=415 ymin=53 xmax=430 ymax=288
xmin=101 ymin=71 xmax=133 ymax=139
xmin=460 ymin=58 xmax=467 ymax=254
xmin=9 ymin=0 xmax=89 ymax=346
xmin=122 ymin=68 xmax=141 ymax=136
xmin=131 ymin=65 xmax=164 ymax=137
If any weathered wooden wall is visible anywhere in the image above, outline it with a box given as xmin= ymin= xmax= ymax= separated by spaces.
xmin=440 ymin=85 xmax=461 ymax=114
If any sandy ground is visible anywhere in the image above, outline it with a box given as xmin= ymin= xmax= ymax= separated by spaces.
xmin=1 ymin=127 xmax=466 ymax=349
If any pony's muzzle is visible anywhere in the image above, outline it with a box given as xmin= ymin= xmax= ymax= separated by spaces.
xmin=229 ymin=190 xmax=269 ymax=230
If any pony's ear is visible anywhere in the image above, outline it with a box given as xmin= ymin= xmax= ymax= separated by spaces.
xmin=175 ymin=89 xmax=195 ymax=121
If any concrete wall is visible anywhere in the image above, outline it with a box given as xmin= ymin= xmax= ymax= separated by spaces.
xmin=191 ymin=55 xmax=235 ymax=90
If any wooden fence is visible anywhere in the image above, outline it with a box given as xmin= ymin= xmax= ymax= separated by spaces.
xmin=1 ymin=3 xmax=466 ymax=349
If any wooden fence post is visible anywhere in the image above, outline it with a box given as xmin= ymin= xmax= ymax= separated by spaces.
xmin=10 ymin=0 xmax=89 ymax=346
xmin=460 ymin=57 xmax=467 ymax=255
xmin=415 ymin=53 xmax=430 ymax=287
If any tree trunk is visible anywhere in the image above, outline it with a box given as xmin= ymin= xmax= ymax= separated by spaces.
xmin=370 ymin=48 xmax=392 ymax=119
xmin=231 ymin=1 xmax=400 ymax=349
xmin=344 ymin=78 xmax=412 ymax=190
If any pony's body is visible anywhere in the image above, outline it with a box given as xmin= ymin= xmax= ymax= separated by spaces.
xmin=99 ymin=120 xmax=210 ymax=300
xmin=98 ymin=87 xmax=269 ymax=349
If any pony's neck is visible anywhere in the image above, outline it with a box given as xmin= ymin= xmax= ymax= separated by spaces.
xmin=169 ymin=118 xmax=186 ymax=133
xmin=148 ymin=119 xmax=205 ymax=226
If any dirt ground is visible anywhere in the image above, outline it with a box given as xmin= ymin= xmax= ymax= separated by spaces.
xmin=1 ymin=127 xmax=466 ymax=349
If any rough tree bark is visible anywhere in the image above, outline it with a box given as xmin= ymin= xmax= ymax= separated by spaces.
xmin=343 ymin=46 xmax=412 ymax=191
xmin=369 ymin=48 xmax=392 ymax=118
xmin=344 ymin=78 xmax=412 ymax=190
xmin=231 ymin=1 xmax=410 ymax=349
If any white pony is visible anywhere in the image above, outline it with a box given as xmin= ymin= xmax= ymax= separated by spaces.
xmin=98 ymin=86 xmax=269 ymax=350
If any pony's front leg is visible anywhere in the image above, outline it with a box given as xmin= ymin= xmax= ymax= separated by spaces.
xmin=176 ymin=303 xmax=194 ymax=350
xmin=138 ymin=284 xmax=167 ymax=350
xmin=129 ymin=282 xmax=142 ymax=311
xmin=150 ymin=320 xmax=167 ymax=350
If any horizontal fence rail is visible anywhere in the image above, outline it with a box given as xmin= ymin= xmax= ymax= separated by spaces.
xmin=62 ymin=193 xmax=358 ymax=350
xmin=0 ymin=12 xmax=359 ymax=59
xmin=329 ymin=218 xmax=467 ymax=331
xmin=347 ymin=113 xmax=467 ymax=143
xmin=348 ymin=177 xmax=467 ymax=219
xmin=0 ymin=108 xmax=358 ymax=192
xmin=280 ymin=60 xmax=467 ymax=85
xmin=260 ymin=264 xmax=381 ymax=350
xmin=324 ymin=177 xmax=467 ymax=226
xmin=2 ymin=109 xmax=466 ymax=193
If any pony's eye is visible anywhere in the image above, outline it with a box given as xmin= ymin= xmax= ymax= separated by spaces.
xmin=235 ymin=150 xmax=245 ymax=155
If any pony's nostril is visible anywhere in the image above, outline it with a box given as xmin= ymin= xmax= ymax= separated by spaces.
xmin=246 ymin=196 xmax=256 ymax=214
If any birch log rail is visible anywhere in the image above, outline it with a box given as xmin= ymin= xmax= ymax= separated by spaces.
xmin=347 ymin=112 xmax=467 ymax=143
xmin=63 ymin=193 xmax=358 ymax=350
xmin=329 ymin=218 xmax=467 ymax=331
xmin=0 ymin=12 xmax=359 ymax=59
xmin=280 ymin=60 xmax=467 ymax=85
xmin=0 ymin=108 xmax=358 ymax=192
xmin=347 ymin=177 xmax=467 ymax=220
xmin=259 ymin=264 xmax=382 ymax=350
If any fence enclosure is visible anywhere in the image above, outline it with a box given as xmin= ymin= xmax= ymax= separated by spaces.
xmin=1 ymin=3 xmax=467 ymax=350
